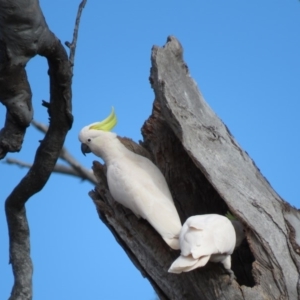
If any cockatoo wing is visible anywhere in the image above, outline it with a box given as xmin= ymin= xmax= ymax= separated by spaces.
xmin=128 ymin=152 xmax=173 ymax=200
xmin=107 ymin=162 xmax=142 ymax=217
xmin=107 ymin=155 xmax=181 ymax=249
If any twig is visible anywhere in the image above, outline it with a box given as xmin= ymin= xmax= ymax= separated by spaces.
xmin=65 ymin=0 xmax=88 ymax=70
xmin=6 ymin=158 xmax=32 ymax=169
xmin=31 ymin=119 xmax=48 ymax=134
xmin=6 ymin=157 xmax=96 ymax=183
xmin=59 ymin=148 xmax=97 ymax=184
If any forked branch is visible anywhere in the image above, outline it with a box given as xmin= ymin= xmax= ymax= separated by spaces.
xmin=1 ymin=1 xmax=87 ymax=299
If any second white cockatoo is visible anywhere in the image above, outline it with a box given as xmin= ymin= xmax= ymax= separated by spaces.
xmin=79 ymin=108 xmax=182 ymax=249
xmin=168 ymin=214 xmax=245 ymax=280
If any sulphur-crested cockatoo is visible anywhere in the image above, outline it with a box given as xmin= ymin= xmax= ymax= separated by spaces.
xmin=168 ymin=214 xmax=245 ymax=279
xmin=79 ymin=108 xmax=182 ymax=249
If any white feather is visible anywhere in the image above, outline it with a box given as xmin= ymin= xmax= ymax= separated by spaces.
xmin=168 ymin=214 xmax=243 ymax=274
xmin=79 ymin=126 xmax=182 ymax=249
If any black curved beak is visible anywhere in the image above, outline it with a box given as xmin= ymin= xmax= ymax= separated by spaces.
xmin=81 ymin=143 xmax=92 ymax=156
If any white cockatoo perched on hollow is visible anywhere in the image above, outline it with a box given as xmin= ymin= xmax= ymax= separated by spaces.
xmin=168 ymin=214 xmax=245 ymax=280
xmin=79 ymin=108 xmax=182 ymax=249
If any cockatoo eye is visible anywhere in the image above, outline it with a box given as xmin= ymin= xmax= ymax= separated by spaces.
xmin=87 ymin=139 xmax=91 ymax=142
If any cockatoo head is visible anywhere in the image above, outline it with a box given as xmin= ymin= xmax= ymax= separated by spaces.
xmin=79 ymin=107 xmax=117 ymax=157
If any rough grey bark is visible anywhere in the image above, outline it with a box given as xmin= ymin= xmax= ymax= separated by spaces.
xmin=0 ymin=1 xmax=86 ymax=299
xmin=90 ymin=36 xmax=300 ymax=299
xmin=0 ymin=0 xmax=71 ymax=159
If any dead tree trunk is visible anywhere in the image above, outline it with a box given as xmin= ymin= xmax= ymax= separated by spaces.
xmin=90 ymin=36 xmax=300 ymax=300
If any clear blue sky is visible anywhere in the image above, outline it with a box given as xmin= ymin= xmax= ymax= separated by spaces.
xmin=1 ymin=1 xmax=299 ymax=299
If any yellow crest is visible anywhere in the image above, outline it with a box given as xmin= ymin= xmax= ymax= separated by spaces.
xmin=89 ymin=107 xmax=117 ymax=131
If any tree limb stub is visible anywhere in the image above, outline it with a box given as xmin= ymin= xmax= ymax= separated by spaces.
xmin=91 ymin=36 xmax=300 ymax=299
xmin=2 ymin=1 xmax=87 ymax=299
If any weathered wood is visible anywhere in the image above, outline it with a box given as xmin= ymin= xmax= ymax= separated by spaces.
xmin=91 ymin=36 xmax=300 ymax=299
xmin=149 ymin=36 xmax=300 ymax=299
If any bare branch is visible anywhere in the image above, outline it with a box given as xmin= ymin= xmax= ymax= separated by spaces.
xmin=5 ymin=157 xmax=96 ymax=182
xmin=65 ymin=0 xmax=88 ymax=70
xmin=59 ymin=147 xmax=97 ymax=184
xmin=5 ymin=158 xmax=32 ymax=169
xmin=1 ymin=1 xmax=87 ymax=299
